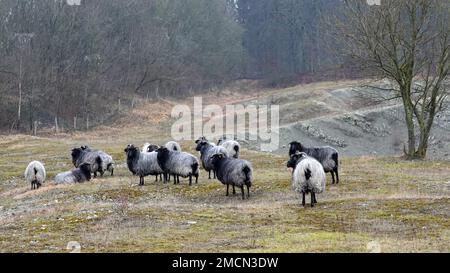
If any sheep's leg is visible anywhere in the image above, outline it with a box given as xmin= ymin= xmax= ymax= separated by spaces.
xmin=31 ymin=182 xmax=34 ymax=190
xmin=111 ymin=169 xmax=114 ymax=176
xmin=311 ymin=193 xmax=315 ymax=207
xmin=213 ymin=170 xmax=216 ymax=179
xmin=226 ymin=184 xmax=229 ymax=196
xmin=233 ymin=185 xmax=236 ymax=195
xmin=195 ymin=174 xmax=198 ymax=184
xmin=246 ymin=185 xmax=250 ymax=198
xmin=330 ymin=171 xmax=335 ymax=184
xmin=241 ymin=186 xmax=245 ymax=200
xmin=37 ymin=182 xmax=41 ymax=189
xmin=208 ymin=170 xmax=211 ymax=179
xmin=94 ymin=172 xmax=97 ymax=178
xmin=313 ymin=193 xmax=317 ymax=204
xmin=302 ymin=192 xmax=306 ymax=207
xmin=335 ymin=168 xmax=339 ymax=184
xmin=160 ymin=174 xmax=163 ymax=181
xmin=178 ymin=175 xmax=180 ymax=184
xmin=155 ymin=175 xmax=158 ymax=182
xmin=189 ymin=175 xmax=192 ymax=186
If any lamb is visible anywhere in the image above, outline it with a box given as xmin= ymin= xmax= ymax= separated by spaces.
xmin=124 ymin=144 xmax=164 ymax=186
xmin=71 ymin=148 xmax=104 ymax=177
xmin=195 ymin=136 xmax=229 ymax=179
xmin=165 ymin=141 xmax=182 ymax=152
xmin=217 ymin=139 xmax=240 ymax=158
xmin=210 ymin=153 xmax=253 ymax=199
xmin=142 ymin=143 xmax=159 ymax=153
xmin=24 ymin=161 xmax=46 ymax=190
xmin=288 ymin=141 xmax=339 ymax=184
xmin=80 ymin=146 xmax=115 ymax=176
xmin=287 ymin=152 xmax=326 ymax=207
xmin=54 ymin=163 xmax=92 ymax=184
xmin=156 ymin=147 xmax=199 ymax=185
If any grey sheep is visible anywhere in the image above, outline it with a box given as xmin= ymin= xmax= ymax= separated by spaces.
xmin=165 ymin=141 xmax=182 ymax=152
xmin=124 ymin=144 xmax=164 ymax=185
xmin=210 ymin=153 xmax=253 ymax=199
xmin=287 ymin=152 xmax=326 ymax=207
xmin=54 ymin=163 xmax=92 ymax=184
xmin=80 ymin=146 xmax=115 ymax=176
xmin=217 ymin=138 xmax=240 ymax=158
xmin=195 ymin=136 xmax=229 ymax=179
xmin=156 ymin=147 xmax=199 ymax=185
xmin=71 ymin=148 xmax=104 ymax=177
xmin=289 ymin=141 xmax=339 ymax=184
xmin=24 ymin=161 xmax=46 ymax=190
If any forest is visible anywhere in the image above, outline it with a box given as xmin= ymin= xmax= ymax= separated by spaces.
xmin=0 ymin=0 xmax=341 ymax=132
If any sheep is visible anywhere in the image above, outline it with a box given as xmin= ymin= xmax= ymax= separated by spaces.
xmin=217 ymin=139 xmax=240 ymax=158
xmin=80 ymin=146 xmax=115 ymax=176
xmin=288 ymin=141 xmax=339 ymax=184
xmin=165 ymin=141 xmax=182 ymax=152
xmin=54 ymin=163 xmax=92 ymax=184
xmin=71 ymin=148 xmax=104 ymax=177
xmin=156 ymin=146 xmax=199 ymax=185
xmin=287 ymin=152 xmax=326 ymax=207
xmin=124 ymin=144 xmax=164 ymax=186
xmin=142 ymin=143 xmax=159 ymax=153
xmin=210 ymin=153 xmax=253 ymax=199
xmin=24 ymin=161 xmax=46 ymax=190
xmin=195 ymin=136 xmax=229 ymax=179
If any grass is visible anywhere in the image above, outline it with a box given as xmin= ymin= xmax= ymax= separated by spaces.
xmin=0 ymin=130 xmax=449 ymax=253
xmin=0 ymin=93 xmax=449 ymax=252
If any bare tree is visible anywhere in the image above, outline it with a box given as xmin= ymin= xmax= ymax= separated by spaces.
xmin=333 ymin=0 xmax=450 ymax=159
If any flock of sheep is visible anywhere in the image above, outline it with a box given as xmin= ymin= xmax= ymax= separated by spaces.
xmin=24 ymin=137 xmax=340 ymax=207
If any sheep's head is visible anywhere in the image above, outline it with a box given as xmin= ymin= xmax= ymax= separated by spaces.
xmin=124 ymin=144 xmax=139 ymax=157
xmin=79 ymin=163 xmax=92 ymax=181
xmin=288 ymin=141 xmax=303 ymax=156
xmin=71 ymin=148 xmax=84 ymax=166
xmin=287 ymin=151 xmax=307 ymax=169
xmin=146 ymin=144 xmax=159 ymax=152
xmin=156 ymin=146 xmax=169 ymax=154
xmin=80 ymin=145 xmax=90 ymax=150
xmin=210 ymin=153 xmax=225 ymax=166
xmin=195 ymin=137 xmax=208 ymax=151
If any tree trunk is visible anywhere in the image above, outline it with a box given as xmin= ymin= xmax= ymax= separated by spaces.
xmin=401 ymin=92 xmax=416 ymax=158
xmin=17 ymin=55 xmax=23 ymax=130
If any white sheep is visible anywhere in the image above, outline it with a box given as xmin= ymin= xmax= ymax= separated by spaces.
xmin=217 ymin=139 xmax=240 ymax=158
xmin=287 ymin=152 xmax=326 ymax=207
xmin=24 ymin=161 xmax=46 ymax=190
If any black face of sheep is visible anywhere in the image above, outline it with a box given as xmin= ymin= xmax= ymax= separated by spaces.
xmin=146 ymin=144 xmax=159 ymax=153
xmin=289 ymin=141 xmax=303 ymax=156
xmin=210 ymin=153 xmax=225 ymax=166
xmin=195 ymin=138 xmax=208 ymax=151
xmin=155 ymin=147 xmax=170 ymax=168
xmin=79 ymin=163 xmax=92 ymax=181
xmin=124 ymin=144 xmax=139 ymax=174
xmin=71 ymin=148 xmax=83 ymax=167
xmin=287 ymin=152 xmax=307 ymax=169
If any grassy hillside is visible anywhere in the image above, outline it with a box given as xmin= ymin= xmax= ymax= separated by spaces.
xmin=0 ymin=82 xmax=449 ymax=252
